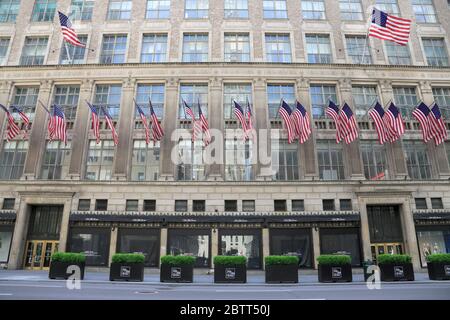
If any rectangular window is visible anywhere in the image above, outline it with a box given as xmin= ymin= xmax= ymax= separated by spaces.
xmin=107 ymin=0 xmax=132 ymax=20
xmin=385 ymin=42 xmax=411 ymax=65
xmin=415 ymin=198 xmax=428 ymax=209
xmin=320 ymin=228 xmax=362 ymax=266
xmin=292 ymin=200 xmax=305 ymax=211
xmin=68 ymin=227 xmax=110 ymax=266
xmin=306 ymin=34 xmax=332 ymax=63
xmin=375 ymin=0 xmax=400 ymax=15
xmin=31 ymin=0 xmax=56 ymax=22
xmin=367 ymin=205 xmax=404 ymax=243
xmin=143 ymin=200 xmax=156 ymax=211
xmin=265 ymin=34 xmax=292 ymax=63
xmin=175 ymin=200 xmax=188 ymax=211
xmin=95 ymin=199 xmax=108 ymax=211
xmin=20 ymin=37 xmax=48 ymax=66
xmin=94 ymin=84 xmax=122 ymax=120
xmin=340 ymin=199 xmax=352 ymax=211
xmin=432 ymin=87 xmax=450 ymax=119
xmin=146 ymin=0 xmax=170 ymax=19
xmin=416 ymin=226 xmax=450 ymax=267
xmin=59 ymin=35 xmax=87 ymax=64
xmin=317 ymin=141 xmax=345 ymax=180
xmin=431 ymin=198 xmax=443 ymax=209
xmin=345 ymin=35 xmax=371 ymax=64
xmin=361 ymin=141 xmax=388 ymax=180
xmin=70 ymin=0 xmax=94 ymax=21
xmin=85 ymin=140 xmax=115 ymax=181
xmin=322 ymin=199 xmax=335 ymax=211
xmin=179 ymin=84 xmax=208 ymax=118
xmin=422 ymin=38 xmax=449 ymax=67
xmin=225 ymin=139 xmax=253 ymax=181
xmin=126 ymin=200 xmax=139 ymax=211
xmin=193 ymin=200 xmax=205 ymax=212
xmin=224 ymin=33 xmax=250 ymax=62
xmin=141 ymin=34 xmax=167 ymax=63
xmin=182 ymin=33 xmax=208 ymax=62
xmin=263 ymin=0 xmax=287 ymax=19
xmin=100 ymin=35 xmax=127 ymax=64
xmin=224 ymin=0 xmax=248 ymax=19
xmin=412 ymin=0 xmax=437 ymax=23
xmin=0 ymin=38 xmax=10 ymax=64
xmin=393 ymin=87 xmax=418 ymax=119
xmin=220 ymin=229 xmax=261 ymax=269
xmin=168 ymin=229 xmax=210 ymax=267
xmin=225 ymin=200 xmax=237 ymax=212
xmin=0 ymin=0 xmax=20 ymax=23
xmin=0 ymin=141 xmax=28 ymax=180
xmin=77 ymin=199 xmax=90 ymax=211
xmin=176 ymin=140 xmax=206 ymax=181
xmin=185 ymin=0 xmax=209 ymax=19
xmin=310 ymin=85 xmax=337 ymax=118
xmin=40 ymin=141 xmax=71 ymax=180
xmin=339 ymin=0 xmax=363 ymax=20
xmin=2 ymin=198 xmax=15 ymax=210
xmin=131 ymin=140 xmax=160 ymax=181
xmin=267 ymin=84 xmax=295 ymax=119
xmin=274 ymin=200 xmax=287 ymax=212
xmin=242 ymin=200 xmax=255 ymax=212
xmin=53 ymin=85 xmax=80 ymax=120
xmin=136 ymin=84 xmax=165 ymax=119
xmin=404 ymin=141 xmax=432 ymax=180
xmin=272 ymin=140 xmax=299 ymax=180
xmin=223 ymin=83 xmax=252 ymax=120
xmin=301 ymin=0 xmax=325 ymax=20
xmin=270 ymin=228 xmax=313 ymax=268
xmin=12 ymin=87 xmax=39 ymax=122
xmin=117 ymin=228 xmax=160 ymax=267
xmin=352 ymin=86 xmax=378 ymax=118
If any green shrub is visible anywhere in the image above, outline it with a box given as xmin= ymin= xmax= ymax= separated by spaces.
xmin=51 ymin=252 xmax=85 ymax=263
xmin=265 ymin=255 xmax=299 ymax=266
xmin=112 ymin=253 xmax=145 ymax=264
xmin=214 ymin=256 xmax=247 ymax=266
xmin=426 ymin=253 xmax=450 ymax=263
xmin=160 ymin=255 xmax=196 ymax=266
xmin=377 ymin=254 xmax=412 ymax=265
xmin=317 ymin=255 xmax=351 ymax=265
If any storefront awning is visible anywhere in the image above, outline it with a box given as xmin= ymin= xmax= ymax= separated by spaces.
xmin=0 ymin=210 xmax=16 ymax=221
xmin=70 ymin=212 xmax=164 ymax=223
xmin=413 ymin=210 xmax=450 ymax=221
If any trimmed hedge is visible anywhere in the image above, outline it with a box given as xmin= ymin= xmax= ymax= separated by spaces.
xmin=160 ymin=255 xmax=196 ymax=266
xmin=51 ymin=252 xmax=85 ymax=263
xmin=265 ymin=255 xmax=299 ymax=266
xmin=317 ymin=255 xmax=351 ymax=265
xmin=214 ymin=256 xmax=247 ymax=266
xmin=426 ymin=253 xmax=450 ymax=263
xmin=377 ymin=254 xmax=412 ymax=265
xmin=112 ymin=253 xmax=145 ymax=264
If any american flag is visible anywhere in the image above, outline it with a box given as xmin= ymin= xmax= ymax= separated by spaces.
xmin=183 ymin=100 xmax=200 ymax=142
xmin=58 ymin=11 xmax=86 ymax=47
xmin=198 ymin=101 xmax=211 ymax=146
xmin=278 ymin=100 xmax=295 ymax=144
xmin=0 ymin=104 xmax=20 ymax=141
xmin=101 ymin=106 xmax=119 ymax=146
xmin=326 ymin=100 xmax=344 ymax=143
xmin=384 ymin=102 xmax=405 ymax=142
xmin=292 ymin=101 xmax=311 ymax=144
xmin=340 ymin=103 xmax=359 ymax=144
xmin=429 ymin=103 xmax=448 ymax=146
xmin=412 ymin=102 xmax=432 ymax=142
xmin=10 ymin=105 xmax=30 ymax=131
xmin=246 ymin=98 xmax=253 ymax=134
xmin=149 ymin=99 xmax=164 ymax=142
xmin=183 ymin=100 xmax=195 ymax=120
xmin=369 ymin=8 xmax=411 ymax=46
xmin=87 ymin=102 xmax=100 ymax=144
xmin=48 ymin=105 xmax=67 ymax=144
xmin=233 ymin=100 xmax=248 ymax=140
xmin=135 ymin=102 xmax=150 ymax=145
xmin=369 ymin=101 xmax=388 ymax=145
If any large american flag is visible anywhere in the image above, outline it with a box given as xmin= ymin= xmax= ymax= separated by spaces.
xmin=412 ymin=102 xmax=432 ymax=142
xmin=326 ymin=100 xmax=344 ymax=143
xmin=369 ymin=101 xmax=388 ymax=145
xmin=246 ymin=98 xmax=253 ymax=135
xmin=58 ymin=11 xmax=86 ymax=47
xmin=233 ymin=100 xmax=248 ymax=140
xmin=340 ymin=103 xmax=359 ymax=144
xmin=384 ymin=102 xmax=405 ymax=142
xmin=183 ymin=100 xmax=195 ymax=120
xmin=429 ymin=103 xmax=448 ymax=146
xmin=183 ymin=100 xmax=199 ymax=142
xmin=135 ymin=102 xmax=150 ymax=145
xmin=278 ymin=100 xmax=295 ymax=144
xmin=149 ymin=99 xmax=164 ymax=142
xmin=101 ymin=106 xmax=119 ymax=146
xmin=48 ymin=105 xmax=67 ymax=144
xmin=0 ymin=104 xmax=20 ymax=141
xmin=369 ymin=8 xmax=411 ymax=46
xmin=10 ymin=105 xmax=30 ymax=133
xmin=198 ymin=102 xmax=211 ymax=146
xmin=87 ymin=102 xmax=100 ymax=144
xmin=292 ymin=101 xmax=311 ymax=144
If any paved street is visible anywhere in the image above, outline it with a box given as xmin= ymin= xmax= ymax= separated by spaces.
xmin=0 ymin=270 xmax=449 ymax=300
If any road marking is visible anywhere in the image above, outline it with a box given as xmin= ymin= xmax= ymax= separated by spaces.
xmin=0 ymin=283 xmax=62 ymax=288
xmin=215 ymin=289 xmax=293 ymax=293
xmin=0 ymin=293 xmax=13 ymax=296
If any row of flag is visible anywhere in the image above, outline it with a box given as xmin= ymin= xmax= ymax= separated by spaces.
xmin=326 ymin=102 xmax=359 ymax=144
xmin=278 ymin=100 xmax=312 ymax=144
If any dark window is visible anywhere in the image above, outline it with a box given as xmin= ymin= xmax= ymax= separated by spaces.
xmin=224 ymin=200 xmax=237 ymax=212
xmin=320 ymin=227 xmax=362 ymax=266
xmin=270 ymin=228 xmax=313 ymax=268
xmin=117 ymin=228 xmax=160 ymax=267
xmin=27 ymin=206 xmax=63 ymax=240
xmin=193 ymin=200 xmax=205 ymax=212
xmin=292 ymin=200 xmax=305 ymax=211
xmin=168 ymin=229 xmax=210 ymax=268
xmin=68 ymin=227 xmax=110 ymax=266
xmin=0 ymin=225 xmax=13 ymax=262
xmin=431 ymin=198 xmax=444 ymax=209
xmin=143 ymin=200 xmax=156 ymax=211
xmin=322 ymin=199 xmax=335 ymax=211
xmin=367 ymin=205 xmax=403 ymax=243
xmin=77 ymin=199 xmax=90 ymax=211
xmin=175 ymin=200 xmax=188 ymax=212
xmin=126 ymin=200 xmax=139 ymax=211
xmin=340 ymin=199 xmax=352 ymax=211
xmin=242 ymin=200 xmax=255 ymax=212
xmin=95 ymin=199 xmax=108 ymax=211
xmin=2 ymin=198 xmax=15 ymax=210
xmin=415 ymin=198 xmax=428 ymax=210
xmin=274 ymin=200 xmax=287 ymax=211
xmin=219 ymin=229 xmax=262 ymax=269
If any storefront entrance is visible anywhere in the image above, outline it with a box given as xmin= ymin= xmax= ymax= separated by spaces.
xmin=23 ymin=240 xmax=59 ymax=270
xmin=371 ymin=242 xmax=404 ymax=262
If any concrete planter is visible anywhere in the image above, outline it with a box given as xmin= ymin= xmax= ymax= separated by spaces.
xmin=49 ymin=261 xmax=85 ymax=280
xmin=265 ymin=264 xmax=298 ymax=283
xmin=214 ymin=264 xmax=247 ymax=283
xmin=427 ymin=262 xmax=450 ymax=281
xmin=109 ymin=262 xmax=144 ymax=281
xmin=160 ymin=264 xmax=193 ymax=283
xmin=379 ymin=263 xmax=414 ymax=281
xmin=318 ymin=264 xmax=352 ymax=283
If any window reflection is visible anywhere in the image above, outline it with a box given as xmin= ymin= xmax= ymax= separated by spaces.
xmin=220 ymin=229 xmax=261 ymax=269
xmin=168 ymin=229 xmax=210 ymax=268
xmin=68 ymin=228 xmax=110 ymax=266
xmin=270 ymin=228 xmax=313 ymax=268
xmin=117 ymin=228 xmax=160 ymax=267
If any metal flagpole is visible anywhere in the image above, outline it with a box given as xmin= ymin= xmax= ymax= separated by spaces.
xmin=64 ymin=41 xmax=73 ymax=65
xmin=361 ymin=5 xmax=375 ymax=64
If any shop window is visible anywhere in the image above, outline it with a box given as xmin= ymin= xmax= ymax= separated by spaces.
xmin=320 ymin=227 xmax=362 ymax=266
xmin=367 ymin=205 xmax=403 ymax=243
xmin=340 ymin=199 xmax=352 ymax=211
xmin=193 ymin=200 xmax=205 ymax=212
xmin=0 ymin=226 xmax=13 ymax=262
xmin=274 ymin=200 xmax=287 ymax=212
xmin=415 ymin=198 xmax=428 ymax=210
xmin=143 ymin=200 xmax=156 ymax=211
xmin=242 ymin=200 xmax=255 ymax=212
xmin=2 ymin=198 xmax=15 ymax=210
xmin=175 ymin=200 xmax=188 ymax=212
xmin=416 ymin=226 xmax=450 ymax=267
xmin=95 ymin=199 xmax=108 ymax=211
xmin=126 ymin=200 xmax=139 ymax=211
xmin=292 ymin=199 xmax=305 ymax=211
xmin=270 ymin=228 xmax=313 ymax=268
xmin=68 ymin=227 xmax=110 ymax=266
xmin=117 ymin=228 xmax=160 ymax=267
xmin=322 ymin=199 xmax=335 ymax=211
xmin=225 ymin=200 xmax=237 ymax=212
xmin=167 ymin=229 xmax=210 ymax=268
xmin=431 ymin=198 xmax=444 ymax=209
xmin=219 ymin=229 xmax=262 ymax=269
xmin=77 ymin=199 xmax=90 ymax=211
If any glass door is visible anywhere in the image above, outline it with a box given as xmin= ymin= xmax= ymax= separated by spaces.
xmin=23 ymin=240 xmax=59 ymax=270
xmin=370 ymin=242 xmax=404 ymax=264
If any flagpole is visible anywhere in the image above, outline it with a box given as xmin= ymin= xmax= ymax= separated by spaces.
xmin=38 ymin=100 xmax=51 ymax=114
xmin=361 ymin=6 xmax=374 ymax=65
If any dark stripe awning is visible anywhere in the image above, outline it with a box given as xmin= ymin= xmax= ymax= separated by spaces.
xmin=0 ymin=211 xmax=16 ymax=221
xmin=413 ymin=212 xmax=450 ymax=221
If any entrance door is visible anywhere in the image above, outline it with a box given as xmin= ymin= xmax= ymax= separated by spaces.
xmin=371 ymin=243 xmax=404 ymax=263
xmin=23 ymin=240 xmax=59 ymax=270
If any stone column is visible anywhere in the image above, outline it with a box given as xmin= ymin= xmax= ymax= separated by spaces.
xmin=160 ymin=228 xmax=168 ymax=260
xmin=207 ymin=77 xmax=224 ymax=180
xmin=113 ymin=77 xmax=136 ymax=180
xmin=358 ymin=198 xmax=373 ymax=262
xmin=379 ymin=80 xmax=408 ymax=179
xmin=8 ymin=200 xmax=29 ymax=269
xmin=69 ymin=80 xmax=94 ymax=179
xmin=57 ymin=198 xmax=73 ymax=252
xmin=108 ymin=227 xmax=118 ymax=265
xmin=262 ymin=228 xmax=270 ymax=270
xmin=0 ymin=81 xmax=13 ymax=152
xmin=211 ymin=228 xmax=219 ymax=268
xmin=296 ymin=78 xmax=317 ymax=179
xmin=253 ymin=78 xmax=271 ymax=180
xmin=339 ymin=79 xmax=364 ymax=180
xmin=400 ymin=199 xmax=421 ymax=271
xmin=159 ymin=78 xmax=178 ymax=181
xmin=23 ymin=80 xmax=53 ymax=180
xmin=312 ymin=227 xmax=320 ymax=270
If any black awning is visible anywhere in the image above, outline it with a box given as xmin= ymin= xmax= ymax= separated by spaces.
xmin=267 ymin=214 xmax=360 ymax=223
xmin=0 ymin=211 xmax=16 ymax=221
xmin=69 ymin=213 xmax=164 ymax=223
xmin=164 ymin=215 xmax=266 ymax=223
xmin=414 ymin=212 xmax=450 ymax=221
